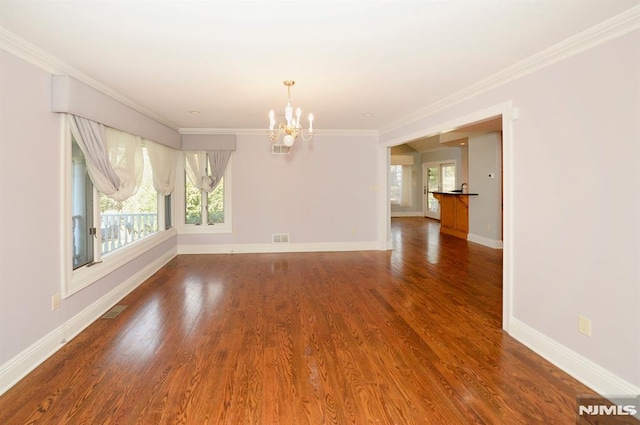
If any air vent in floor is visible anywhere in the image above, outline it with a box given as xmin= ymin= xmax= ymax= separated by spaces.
xmin=102 ymin=305 xmax=127 ymax=319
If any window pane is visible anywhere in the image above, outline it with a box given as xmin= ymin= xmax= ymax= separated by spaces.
xmin=71 ymin=138 xmax=94 ymax=269
xmin=442 ymin=164 xmax=456 ymax=191
xmin=185 ymin=174 xmax=202 ymax=224
xmin=164 ymin=194 xmax=172 ymax=230
xmin=207 ymin=177 xmax=224 ymax=224
xmin=390 ymin=165 xmax=402 ymax=204
xmin=100 ymin=148 xmax=158 ymax=254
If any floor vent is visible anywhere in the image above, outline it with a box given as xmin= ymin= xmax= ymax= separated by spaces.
xmin=102 ymin=305 xmax=127 ymax=319
xmin=272 ymin=144 xmax=290 ymax=154
xmin=272 ymin=233 xmax=290 ymax=243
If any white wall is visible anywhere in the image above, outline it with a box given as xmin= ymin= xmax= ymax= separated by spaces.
xmin=0 ymin=52 xmax=177 ymax=391
xmin=380 ymin=30 xmax=640 ymax=392
xmin=178 ymin=133 xmax=381 ymax=252
xmin=0 ymin=50 xmax=64 ymax=365
xmin=468 ymin=132 xmax=502 ymax=242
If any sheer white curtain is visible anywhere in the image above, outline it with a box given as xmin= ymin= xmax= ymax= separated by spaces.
xmin=68 ymin=115 xmax=143 ymax=202
xmin=184 ymin=151 xmax=216 ymax=192
xmin=104 ymin=128 xmax=143 ymax=202
xmin=68 ymin=114 xmax=120 ymax=196
xmin=146 ymin=140 xmax=179 ymax=196
xmin=206 ymin=150 xmax=232 ymax=192
xmin=400 ymin=165 xmax=413 ymax=207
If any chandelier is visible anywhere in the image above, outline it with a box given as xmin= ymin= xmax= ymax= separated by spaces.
xmin=268 ymin=80 xmax=314 ymax=147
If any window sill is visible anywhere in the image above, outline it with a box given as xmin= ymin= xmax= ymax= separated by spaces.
xmin=66 ymin=227 xmax=177 ymax=298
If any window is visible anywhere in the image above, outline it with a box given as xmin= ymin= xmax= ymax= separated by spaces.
xmin=71 ymin=138 xmax=94 ymax=269
xmin=66 ymin=117 xmax=178 ymax=297
xmin=72 ymin=136 xmax=163 ymax=265
xmin=164 ymin=194 xmax=172 ymax=230
xmin=390 ymin=155 xmax=414 ymax=207
xmin=185 ymin=174 xmax=225 ymax=225
xmin=179 ymin=153 xmax=231 ymax=232
xmin=389 ymin=165 xmax=402 ymax=205
xmin=99 ymin=147 xmax=158 ymax=255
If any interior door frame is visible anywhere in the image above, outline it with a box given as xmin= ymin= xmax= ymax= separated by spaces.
xmin=422 ymin=160 xmax=457 ymax=220
xmin=380 ymin=101 xmax=513 ymax=333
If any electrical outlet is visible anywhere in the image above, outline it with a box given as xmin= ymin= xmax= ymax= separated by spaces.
xmin=52 ymin=293 xmax=60 ymax=311
xmin=578 ymin=315 xmax=591 ymax=336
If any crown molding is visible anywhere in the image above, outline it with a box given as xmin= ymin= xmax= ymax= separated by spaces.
xmin=379 ymin=5 xmax=640 ymax=136
xmin=179 ymin=128 xmax=379 ymax=137
xmin=0 ymin=26 xmax=180 ymax=131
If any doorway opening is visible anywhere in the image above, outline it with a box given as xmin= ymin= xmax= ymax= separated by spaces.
xmin=384 ymin=106 xmax=510 ymax=331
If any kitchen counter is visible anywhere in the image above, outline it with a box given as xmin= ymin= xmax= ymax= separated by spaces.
xmin=430 ymin=191 xmax=479 ymax=196
xmin=431 ymin=191 xmax=478 ymax=238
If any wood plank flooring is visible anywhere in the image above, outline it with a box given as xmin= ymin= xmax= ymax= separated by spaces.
xmin=0 ymin=218 xmax=610 ymax=424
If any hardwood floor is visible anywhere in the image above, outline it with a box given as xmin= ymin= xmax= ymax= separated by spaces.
xmin=0 ymin=218 xmax=608 ymax=424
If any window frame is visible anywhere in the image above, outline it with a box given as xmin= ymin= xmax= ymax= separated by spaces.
xmin=62 ymin=120 xmax=177 ymax=298
xmin=176 ymin=153 xmax=232 ymax=234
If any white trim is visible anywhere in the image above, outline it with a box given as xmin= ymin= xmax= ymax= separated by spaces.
xmin=178 ymin=241 xmax=379 ymax=255
xmin=380 ymin=103 xmax=509 ymax=148
xmin=390 ymin=211 xmax=423 ymax=217
xmin=509 ymin=318 xmax=640 ymax=397
xmin=467 ymin=233 xmax=503 ymax=249
xmin=379 ymin=6 xmax=640 ymax=135
xmin=0 ymin=28 xmax=179 ymax=132
xmin=0 ymin=248 xmax=176 ymax=396
xmin=67 ymin=229 xmax=177 ymax=297
xmin=379 ymin=147 xmax=392 ymax=251
xmin=2 ymin=6 xmax=637 ymax=139
xmin=178 ymin=128 xmax=379 ymax=137
xmin=501 ymin=105 xmax=514 ymax=333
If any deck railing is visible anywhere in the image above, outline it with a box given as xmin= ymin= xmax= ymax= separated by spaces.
xmin=101 ymin=213 xmax=157 ymax=254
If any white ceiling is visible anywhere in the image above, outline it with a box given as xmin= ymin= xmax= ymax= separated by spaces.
xmin=1 ymin=1 xmax=638 ymax=132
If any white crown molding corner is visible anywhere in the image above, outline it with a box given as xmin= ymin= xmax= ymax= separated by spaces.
xmin=0 ymin=27 xmax=180 ymax=132
xmin=379 ymin=6 xmax=640 ymax=136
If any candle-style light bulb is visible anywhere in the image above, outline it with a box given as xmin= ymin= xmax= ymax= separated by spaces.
xmin=308 ymin=113 xmax=314 ymax=132
xmin=269 ymin=110 xmax=275 ymax=130
xmin=285 ymin=101 xmax=293 ymax=124
xmin=296 ymin=108 xmax=302 ymax=128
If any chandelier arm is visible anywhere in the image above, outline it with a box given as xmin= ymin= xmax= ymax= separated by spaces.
xmin=268 ymin=80 xmax=314 ymax=147
xmin=300 ymin=130 xmax=314 ymax=142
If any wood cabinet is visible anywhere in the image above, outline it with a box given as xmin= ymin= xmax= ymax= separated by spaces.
xmin=432 ymin=192 xmax=477 ymax=239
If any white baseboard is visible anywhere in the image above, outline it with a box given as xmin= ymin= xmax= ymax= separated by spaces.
xmin=391 ymin=211 xmax=424 ymax=217
xmin=178 ymin=241 xmax=380 ymax=254
xmin=0 ymin=248 xmax=177 ymax=396
xmin=467 ymin=233 xmax=503 ymax=249
xmin=509 ymin=317 xmax=640 ymax=397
